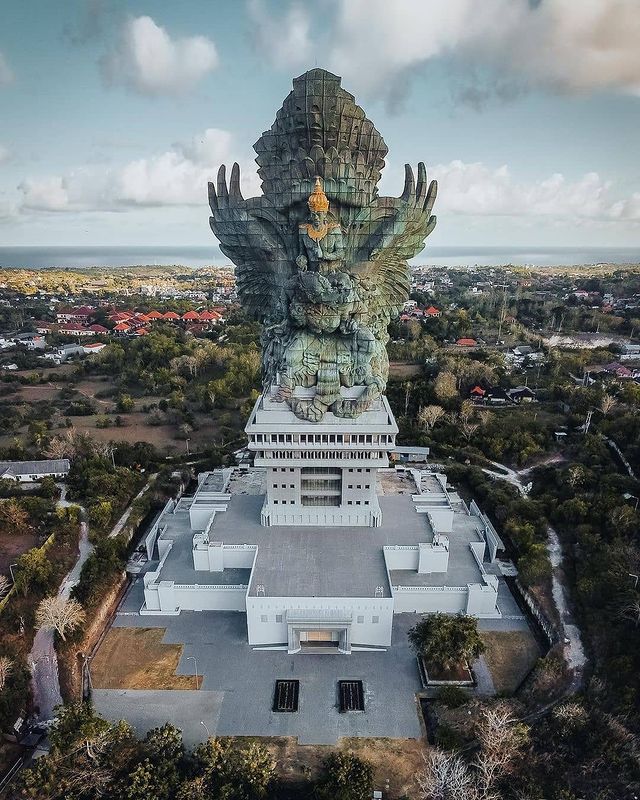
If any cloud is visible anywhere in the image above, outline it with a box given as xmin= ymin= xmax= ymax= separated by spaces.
xmin=0 ymin=50 xmax=14 ymax=87
xmin=18 ymin=128 xmax=259 ymax=213
xmin=248 ymin=0 xmax=640 ymax=106
xmin=0 ymin=145 xmax=10 ymax=163
xmin=247 ymin=0 xmax=311 ymax=70
xmin=431 ymin=160 xmax=640 ymax=221
xmin=103 ymin=15 xmax=218 ymax=95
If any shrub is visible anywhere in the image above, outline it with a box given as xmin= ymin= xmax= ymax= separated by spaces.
xmin=437 ymin=685 xmax=470 ymax=708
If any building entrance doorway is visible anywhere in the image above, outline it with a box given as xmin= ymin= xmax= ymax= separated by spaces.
xmin=300 ymin=630 xmax=339 ymax=648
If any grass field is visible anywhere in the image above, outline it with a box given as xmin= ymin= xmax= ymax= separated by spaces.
xmin=0 ymin=531 xmax=39 ymax=576
xmin=480 ymin=629 xmax=542 ymax=694
xmin=90 ymin=627 xmax=202 ymax=690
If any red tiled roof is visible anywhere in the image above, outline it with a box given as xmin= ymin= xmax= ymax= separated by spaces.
xmin=60 ymin=323 xmax=87 ymax=331
xmin=133 ymin=327 xmax=149 ymax=336
xmin=426 ymin=306 xmax=440 ymax=315
xmin=88 ymin=324 xmax=108 ymax=333
xmin=146 ymin=310 xmax=164 ymax=319
xmin=182 ymin=310 xmax=200 ymax=320
xmin=457 ymin=338 xmax=477 ymax=346
xmin=470 ymin=385 xmax=486 ymax=395
xmin=163 ymin=311 xmax=180 ymax=320
xmin=113 ymin=322 xmax=130 ymax=331
xmin=199 ymin=310 xmax=221 ymax=320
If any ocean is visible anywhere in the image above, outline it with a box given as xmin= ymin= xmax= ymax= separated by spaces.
xmin=0 ymin=245 xmax=638 ymax=269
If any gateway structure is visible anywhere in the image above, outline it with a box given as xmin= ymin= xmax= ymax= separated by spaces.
xmin=139 ymin=69 xmax=513 ymax=653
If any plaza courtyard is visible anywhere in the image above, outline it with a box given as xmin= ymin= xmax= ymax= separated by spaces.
xmin=91 ymin=578 xmax=533 ymax=746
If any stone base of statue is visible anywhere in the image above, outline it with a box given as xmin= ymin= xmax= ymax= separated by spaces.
xmin=245 ymin=386 xmax=398 ymax=527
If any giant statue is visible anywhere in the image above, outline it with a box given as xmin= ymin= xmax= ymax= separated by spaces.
xmin=209 ymin=69 xmax=437 ymax=422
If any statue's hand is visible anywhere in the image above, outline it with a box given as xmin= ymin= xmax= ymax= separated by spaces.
xmin=295 ymin=254 xmax=308 ymax=270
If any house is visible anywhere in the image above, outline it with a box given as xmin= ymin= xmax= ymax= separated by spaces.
xmin=456 ymin=338 xmax=477 ymax=347
xmin=34 ymin=321 xmax=57 ymax=334
xmin=486 ymin=387 xmax=509 ymax=404
xmin=87 ymin=324 xmax=109 ymax=334
xmin=59 ymin=323 xmax=96 ymax=337
xmin=146 ymin=310 xmax=164 ymax=320
xmin=182 ymin=310 xmax=201 ymax=321
xmin=56 ymin=306 xmax=95 ymax=323
xmin=507 ymin=386 xmax=537 ymax=403
xmin=425 ymin=306 xmax=441 ymax=318
xmin=621 ymin=343 xmax=640 ymax=357
xmin=390 ymin=446 xmax=430 ymax=463
xmin=199 ymin=310 xmax=222 ymax=324
xmin=163 ymin=311 xmax=181 ymax=321
xmin=469 ymin=385 xmax=487 ymax=402
xmin=13 ymin=332 xmax=46 ymax=350
xmin=0 ymin=459 xmax=70 ymax=483
xmin=83 ymin=342 xmax=107 ymax=355
xmin=113 ymin=322 xmax=131 ymax=336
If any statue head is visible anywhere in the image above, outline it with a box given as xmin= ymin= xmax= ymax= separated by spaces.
xmin=308 ymin=176 xmax=329 ymax=227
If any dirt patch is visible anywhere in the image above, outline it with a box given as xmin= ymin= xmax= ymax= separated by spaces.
xmin=90 ymin=627 xmax=202 ymax=690
xmin=228 ymin=735 xmax=426 ymax=800
xmin=480 ymin=629 xmax=542 ymax=694
xmin=0 ymin=531 xmax=39 ymax=575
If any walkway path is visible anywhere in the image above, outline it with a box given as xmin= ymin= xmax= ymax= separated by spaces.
xmin=481 ymin=458 xmax=587 ymax=690
xmin=29 ymin=493 xmax=93 ymax=721
xmin=108 ymin=474 xmax=157 ymax=539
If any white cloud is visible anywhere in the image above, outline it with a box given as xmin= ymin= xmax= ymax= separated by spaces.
xmin=18 ymin=128 xmax=260 ymax=213
xmin=0 ymin=50 xmax=14 ymax=87
xmin=431 ymin=160 xmax=639 ymax=221
xmin=247 ymin=0 xmax=311 ymax=70
xmin=249 ymin=0 xmax=640 ymax=104
xmin=103 ymin=15 xmax=218 ymax=95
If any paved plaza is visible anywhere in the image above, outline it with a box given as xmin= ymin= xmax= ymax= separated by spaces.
xmin=94 ymin=602 xmax=424 ymax=745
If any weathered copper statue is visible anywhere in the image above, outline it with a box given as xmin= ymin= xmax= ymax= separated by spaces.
xmin=209 ymin=69 xmax=437 ymax=422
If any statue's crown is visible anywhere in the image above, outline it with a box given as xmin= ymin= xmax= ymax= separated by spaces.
xmin=308 ymin=177 xmax=329 ymax=213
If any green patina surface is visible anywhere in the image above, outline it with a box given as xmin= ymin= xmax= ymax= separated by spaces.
xmin=209 ymin=68 xmax=437 ymax=422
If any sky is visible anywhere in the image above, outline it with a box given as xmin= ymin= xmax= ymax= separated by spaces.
xmin=1 ymin=0 xmax=640 ymax=253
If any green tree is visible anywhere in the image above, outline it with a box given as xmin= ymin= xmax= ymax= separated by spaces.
xmin=14 ymin=547 xmax=53 ymax=596
xmin=116 ymin=393 xmax=136 ymax=413
xmin=408 ymin=613 xmax=485 ymax=669
xmin=315 ymin=752 xmax=374 ymax=800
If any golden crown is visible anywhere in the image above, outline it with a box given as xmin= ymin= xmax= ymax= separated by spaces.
xmin=307 ymin=176 xmax=329 ymax=213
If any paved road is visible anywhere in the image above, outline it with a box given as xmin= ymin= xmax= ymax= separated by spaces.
xmin=29 ymin=498 xmax=93 ymax=721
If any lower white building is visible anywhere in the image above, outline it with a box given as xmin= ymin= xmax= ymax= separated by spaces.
xmin=0 ymin=459 xmax=70 ymax=483
xmin=141 ymin=392 xmax=510 ymax=654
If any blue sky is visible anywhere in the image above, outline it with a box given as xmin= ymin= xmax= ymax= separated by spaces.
xmin=1 ymin=0 xmax=640 ymax=252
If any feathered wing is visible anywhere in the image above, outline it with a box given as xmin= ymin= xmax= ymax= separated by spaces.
xmin=208 ymin=164 xmax=294 ymax=322
xmin=345 ymin=162 xmax=437 ymax=318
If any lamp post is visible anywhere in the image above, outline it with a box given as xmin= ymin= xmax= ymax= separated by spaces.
xmin=200 ymin=720 xmax=211 ymax=738
xmin=623 ymin=493 xmax=639 ymax=511
xmin=9 ymin=563 xmax=17 ymax=583
xmin=186 ymin=655 xmax=198 ymax=689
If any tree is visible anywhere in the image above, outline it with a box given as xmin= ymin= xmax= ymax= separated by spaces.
xmin=418 ymin=405 xmax=446 ymax=432
xmin=14 ymin=548 xmax=53 ymax=596
xmin=408 ymin=613 xmax=485 ymax=670
xmin=316 ymin=752 xmax=374 ymax=800
xmin=417 ymin=750 xmax=476 ymax=800
xmin=116 ymin=393 xmax=136 ymax=413
xmin=600 ymin=394 xmax=617 ymax=415
xmin=35 ymin=596 xmax=85 ymax=641
xmin=0 ymin=499 xmax=30 ymax=535
xmin=189 ymin=738 xmax=275 ymax=800
xmin=0 ymin=655 xmax=13 ymax=690
xmin=435 ymin=371 xmax=458 ymax=402
xmin=473 ymin=706 xmax=529 ymax=797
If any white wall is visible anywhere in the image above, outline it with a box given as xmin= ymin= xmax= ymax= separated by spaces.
xmin=392 ymin=587 xmax=468 ymax=614
xmin=245 ymin=596 xmax=394 ymax=647
xmin=383 ymin=546 xmax=419 ymax=571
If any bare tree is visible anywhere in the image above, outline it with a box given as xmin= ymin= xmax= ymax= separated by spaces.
xmin=35 ymin=596 xmax=85 ymax=641
xmin=0 ymin=574 xmax=10 ymax=595
xmin=460 ymin=418 xmax=479 ymax=443
xmin=0 ymin=655 xmax=13 ymax=690
xmin=418 ymin=405 xmax=446 ymax=432
xmin=460 ymin=399 xmax=474 ymax=422
xmin=477 ymin=409 xmax=492 ymax=427
xmin=473 ymin=706 xmax=528 ymax=798
xmin=417 ymin=750 xmax=477 ymax=800
xmin=600 ymin=394 xmax=617 ymax=415
xmin=619 ymin=598 xmax=640 ymax=627
xmin=435 ymin=371 xmax=458 ymax=402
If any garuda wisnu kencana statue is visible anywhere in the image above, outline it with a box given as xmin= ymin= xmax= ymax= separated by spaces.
xmin=209 ymin=69 xmax=437 ymax=422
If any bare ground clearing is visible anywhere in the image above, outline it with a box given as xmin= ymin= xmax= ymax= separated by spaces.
xmin=90 ymin=627 xmax=202 ymax=690
xmin=480 ymin=629 xmax=542 ymax=694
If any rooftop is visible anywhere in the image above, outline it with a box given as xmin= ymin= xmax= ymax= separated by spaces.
xmin=150 ymin=468 xmax=496 ymax=601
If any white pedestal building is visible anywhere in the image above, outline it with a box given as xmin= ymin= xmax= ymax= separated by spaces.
xmin=141 ymin=390 xmax=511 ymax=655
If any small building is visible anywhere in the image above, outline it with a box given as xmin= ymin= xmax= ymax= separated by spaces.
xmin=0 ymin=459 xmax=70 ymax=483
xmin=469 ymin=385 xmax=487 ymax=402
xmin=425 ymin=306 xmax=441 ymax=318
xmin=390 ymin=446 xmax=430 ymax=463
xmin=456 ymin=338 xmax=477 ymax=347
xmin=507 ymin=386 xmax=537 ymax=403
xmin=59 ymin=323 xmax=96 ymax=337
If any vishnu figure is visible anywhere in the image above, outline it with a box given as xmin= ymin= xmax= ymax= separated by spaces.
xmin=296 ymin=177 xmax=345 ymax=274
